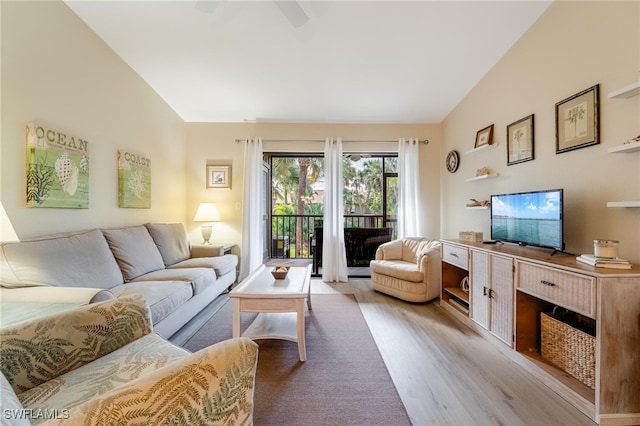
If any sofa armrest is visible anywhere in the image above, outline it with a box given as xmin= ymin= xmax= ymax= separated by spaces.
xmin=45 ymin=337 xmax=259 ymax=426
xmin=190 ymin=244 xmax=224 ymax=258
xmin=0 ymin=296 xmax=152 ymax=395
xmin=0 ymin=286 xmax=114 ymax=304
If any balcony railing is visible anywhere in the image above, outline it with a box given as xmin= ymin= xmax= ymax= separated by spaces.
xmin=270 ymin=214 xmax=397 ymax=260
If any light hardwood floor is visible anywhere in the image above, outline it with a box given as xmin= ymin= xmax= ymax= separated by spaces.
xmin=311 ymin=278 xmax=596 ymax=426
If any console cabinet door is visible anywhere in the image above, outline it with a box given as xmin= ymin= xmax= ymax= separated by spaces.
xmin=488 ymin=254 xmax=514 ymax=346
xmin=470 ymin=250 xmax=514 ymax=346
xmin=470 ymin=250 xmax=489 ymax=329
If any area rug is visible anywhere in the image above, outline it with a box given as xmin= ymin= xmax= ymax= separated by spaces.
xmin=183 ymin=293 xmax=411 ymax=426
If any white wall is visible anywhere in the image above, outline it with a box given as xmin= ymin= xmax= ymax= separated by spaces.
xmin=186 ymin=122 xmax=441 ymax=249
xmin=1 ymin=1 xmax=187 ymax=239
xmin=441 ymin=1 xmax=640 ymax=263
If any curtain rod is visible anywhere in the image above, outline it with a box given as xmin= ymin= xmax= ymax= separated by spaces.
xmin=235 ymin=138 xmax=429 ymax=144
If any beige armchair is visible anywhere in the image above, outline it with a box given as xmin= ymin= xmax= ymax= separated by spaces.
xmin=370 ymin=237 xmax=442 ymax=302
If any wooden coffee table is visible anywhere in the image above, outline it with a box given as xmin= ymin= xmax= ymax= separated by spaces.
xmin=230 ymin=264 xmax=312 ymax=361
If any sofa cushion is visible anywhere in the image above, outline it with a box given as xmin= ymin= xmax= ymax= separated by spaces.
xmin=102 ymin=226 xmax=165 ymax=281
xmin=370 ymin=259 xmax=424 ymax=282
xmin=145 ymin=223 xmax=191 ymax=267
xmin=0 ymin=229 xmax=124 ymax=289
xmin=169 ymin=255 xmax=238 ymax=277
xmin=109 ymin=281 xmax=193 ymax=324
xmin=18 ymin=333 xmax=189 ymax=415
xmin=132 ymin=267 xmax=217 ymax=295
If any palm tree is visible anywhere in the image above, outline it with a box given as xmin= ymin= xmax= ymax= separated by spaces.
xmin=295 ymin=158 xmax=323 ymax=257
xmin=361 ymin=159 xmax=383 ymax=214
xmin=272 ymin=158 xmax=298 ymax=205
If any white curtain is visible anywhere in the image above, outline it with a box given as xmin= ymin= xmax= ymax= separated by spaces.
xmin=322 ymin=137 xmax=348 ymax=282
xmin=397 ymin=138 xmax=421 ymax=238
xmin=239 ymin=137 xmax=264 ymax=281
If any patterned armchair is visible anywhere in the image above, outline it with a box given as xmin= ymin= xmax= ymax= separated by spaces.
xmin=0 ymin=296 xmax=258 ymax=425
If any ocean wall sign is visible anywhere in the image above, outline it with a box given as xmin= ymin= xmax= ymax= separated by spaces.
xmin=26 ymin=122 xmax=89 ymax=208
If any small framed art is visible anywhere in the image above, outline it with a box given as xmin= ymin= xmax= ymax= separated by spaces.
xmin=507 ymin=114 xmax=534 ymax=166
xmin=475 ymin=124 xmax=494 ymax=148
xmin=555 ymin=84 xmax=599 ymax=154
xmin=206 ymin=165 xmax=231 ymax=189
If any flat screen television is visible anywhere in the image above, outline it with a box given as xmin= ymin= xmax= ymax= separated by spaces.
xmin=490 ymin=188 xmax=564 ymax=252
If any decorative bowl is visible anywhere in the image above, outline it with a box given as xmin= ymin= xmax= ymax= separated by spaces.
xmin=271 ymin=266 xmax=289 ymax=279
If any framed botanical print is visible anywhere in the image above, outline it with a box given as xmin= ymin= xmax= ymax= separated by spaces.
xmin=206 ymin=165 xmax=231 ymax=189
xmin=555 ymin=84 xmax=599 ymax=154
xmin=507 ymin=114 xmax=534 ymax=166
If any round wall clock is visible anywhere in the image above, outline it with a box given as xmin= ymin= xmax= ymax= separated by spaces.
xmin=446 ymin=150 xmax=460 ymax=173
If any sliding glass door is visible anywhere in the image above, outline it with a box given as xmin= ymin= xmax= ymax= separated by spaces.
xmin=268 ymin=153 xmax=397 ymax=274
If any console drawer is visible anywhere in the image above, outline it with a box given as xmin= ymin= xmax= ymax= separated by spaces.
xmin=516 ymin=261 xmax=596 ymax=318
xmin=442 ymin=244 xmax=468 ymax=270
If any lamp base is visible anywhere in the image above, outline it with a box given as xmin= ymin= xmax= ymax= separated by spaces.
xmin=201 ymin=224 xmax=213 ymax=244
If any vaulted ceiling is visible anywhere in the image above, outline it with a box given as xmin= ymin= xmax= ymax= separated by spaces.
xmin=65 ymin=1 xmax=551 ymax=123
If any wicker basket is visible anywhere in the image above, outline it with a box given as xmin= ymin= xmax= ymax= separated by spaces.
xmin=540 ymin=311 xmax=596 ymax=389
xmin=459 ymin=231 xmax=483 ymax=242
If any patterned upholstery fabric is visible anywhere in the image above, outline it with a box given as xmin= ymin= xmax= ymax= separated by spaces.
xmin=0 ymin=297 xmax=259 ymax=426
xmin=44 ymin=339 xmax=258 ymax=426
xmin=1 ymin=296 xmax=152 ymax=394
xmin=18 ymin=333 xmax=190 ymax=411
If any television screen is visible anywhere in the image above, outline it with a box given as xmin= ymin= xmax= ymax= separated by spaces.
xmin=491 ymin=189 xmax=564 ymax=251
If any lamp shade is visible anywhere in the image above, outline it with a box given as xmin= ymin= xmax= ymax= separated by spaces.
xmin=194 ymin=202 xmax=221 ymax=222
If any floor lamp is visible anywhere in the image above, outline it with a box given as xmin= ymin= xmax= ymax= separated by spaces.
xmin=194 ymin=202 xmax=221 ymax=244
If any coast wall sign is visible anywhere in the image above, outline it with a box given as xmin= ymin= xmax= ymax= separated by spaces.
xmin=118 ymin=150 xmax=151 ymax=209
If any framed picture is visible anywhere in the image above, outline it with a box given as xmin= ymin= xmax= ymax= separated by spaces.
xmin=475 ymin=124 xmax=494 ymax=148
xmin=118 ymin=149 xmax=151 ymax=208
xmin=555 ymin=84 xmax=599 ymax=154
xmin=206 ymin=165 xmax=231 ymax=189
xmin=26 ymin=122 xmax=90 ymax=208
xmin=507 ymin=114 xmax=534 ymax=166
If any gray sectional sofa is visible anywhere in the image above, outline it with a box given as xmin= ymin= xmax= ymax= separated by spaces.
xmin=0 ymin=223 xmax=238 ymax=339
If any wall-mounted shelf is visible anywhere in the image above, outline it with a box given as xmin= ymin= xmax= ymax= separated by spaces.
xmin=465 ymin=206 xmax=489 ymax=210
xmin=607 ymin=141 xmax=640 ymax=153
xmin=465 ymin=144 xmax=495 ymax=155
xmin=608 ymin=81 xmax=640 ymax=99
xmin=607 ymin=201 xmax=640 ymax=208
xmin=465 ymin=173 xmax=498 ymax=182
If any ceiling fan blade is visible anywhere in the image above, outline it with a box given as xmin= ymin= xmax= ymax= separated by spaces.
xmin=194 ymin=1 xmax=222 ymax=14
xmin=274 ymin=1 xmax=308 ymax=28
